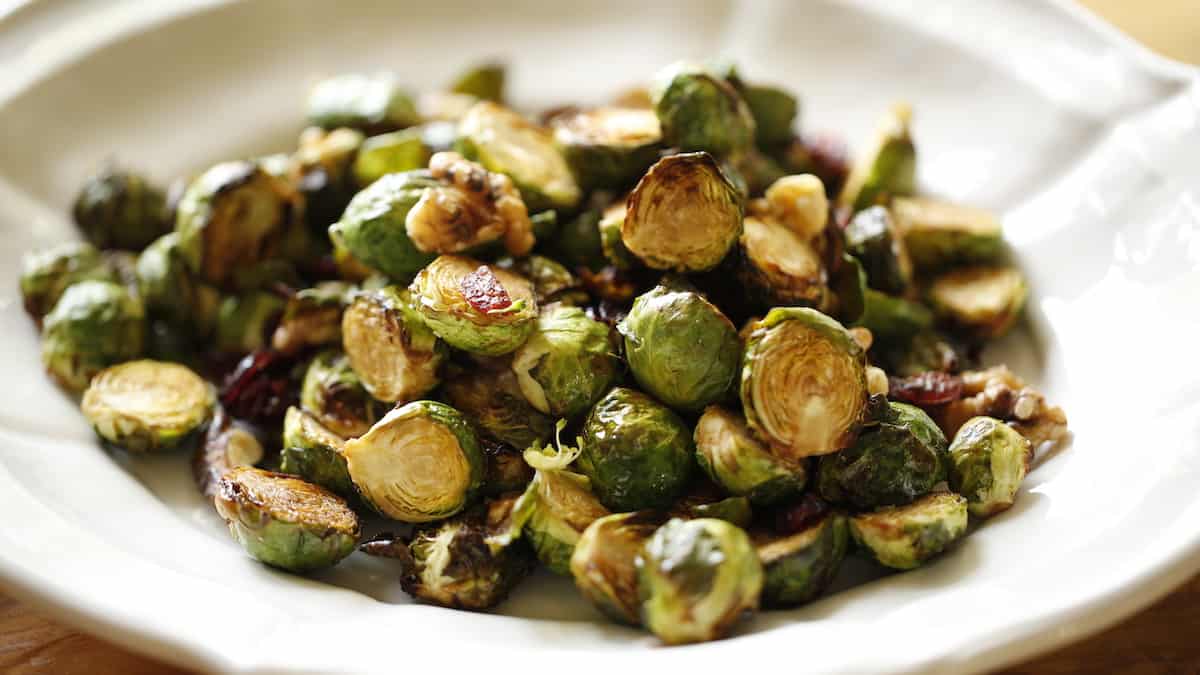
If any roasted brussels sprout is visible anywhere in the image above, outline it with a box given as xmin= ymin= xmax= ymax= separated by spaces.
xmin=481 ymin=439 xmax=535 ymax=496
xmin=41 ymin=280 xmax=145 ymax=392
xmin=892 ymin=196 xmax=1004 ymax=271
xmin=551 ymin=106 xmax=662 ymax=189
xmin=135 ymin=232 xmax=210 ymax=332
xmin=651 ymin=62 xmax=756 ymax=157
xmin=947 ymin=416 xmax=1032 ymax=517
xmin=343 ymin=400 xmax=484 ymax=522
xmin=622 ymin=152 xmax=742 ymax=273
xmin=548 ymin=206 xmax=606 ymax=272
xmin=837 ymin=103 xmax=916 ymax=212
xmin=289 ymin=126 xmax=364 ymax=234
xmin=598 ymin=201 xmax=638 ymax=271
xmin=737 ymin=212 xmax=829 ymax=309
xmin=494 ymin=254 xmax=586 ymax=306
xmin=740 ymin=307 xmax=868 ymax=459
xmin=570 ymin=510 xmax=665 ymax=625
xmin=341 ymin=285 xmax=445 ymax=403
xmin=844 ymin=206 xmax=912 ymax=294
xmin=300 ymin=350 xmax=384 ymax=438
xmin=306 ymin=73 xmax=419 ymax=134
xmin=353 ymin=129 xmax=431 ymax=187
xmin=280 ymin=406 xmax=354 ymax=500
xmin=755 ymin=513 xmax=848 ymax=608
xmin=673 ymin=495 xmax=754 ymax=528
xmin=637 ymin=517 xmax=762 ymax=644
xmin=855 ymin=289 xmax=933 ymax=343
xmin=327 ymin=171 xmax=438 ymax=281
xmin=192 ymin=406 xmax=265 ymax=499
xmin=449 ymin=63 xmax=505 ymax=102
xmin=442 ymin=365 xmax=555 ymax=451
xmin=72 ymin=165 xmax=168 ymax=250
xmin=578 ymin=387 xmax=695 ymax=511
xmin=361 ymin=496 xmax=533 ymax=610
xmin=215 ymin=467 xmax=359 ymax=572
xmin=456 ymin=101 xmax=581 ymax=211
xmin=408 ymin=255 xmax=538 ymax=356
xmin=618 ymin=280 xmax=740 ymax=411
xmin=817 ymin=401 xmax=947 ymax=509
xmin=174 ymin=161 xmax=298 ymax=288
xmin=214 ymin=291 xmax=285 ymax=355
xmin=81 ymin=360 xmax=214 ymax=453
xmin=271 ymin=281 xmax=352 ymax=355
xmin=740 ymin=84 xmax=798 ymax=148
xmin=19 ymin=242 xmax=115 ymax=323
xmin=849 ymin=492 xmax=968 ymax=570
xmin=511 ymin=304 xmax=618 ymax=419
xmin=927 ymin=266 xmax=1027 ymax=339
xmin=694 ymin=406 xmax=806 ymax=506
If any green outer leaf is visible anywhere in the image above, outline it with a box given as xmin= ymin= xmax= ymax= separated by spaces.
xmin=41 ymin=280 xmax=145 ymax=392
xmin=758 ymin=514 xmax=848 ymax=608
xmin=651 ymin=62 xmax=756 ymax=157
xmin=512 ymin=304 xmax=618 ymax=418
xmin=280 ymin=407 xmax=356 ymax=500
xmin=694 ymin=406 xmax=806 ymax=506
xmin=849 ymin=492 xmax=968 ymax=570
xmin=329 ymin=171 xmax=438 ymax=283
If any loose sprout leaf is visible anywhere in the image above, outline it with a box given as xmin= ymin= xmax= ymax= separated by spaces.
xmin=522 ymin=419 xmax=583 ymax=472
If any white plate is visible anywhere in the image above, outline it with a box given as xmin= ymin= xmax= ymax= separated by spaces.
xmin=1 ymin=1 xmax=1198 ymax=673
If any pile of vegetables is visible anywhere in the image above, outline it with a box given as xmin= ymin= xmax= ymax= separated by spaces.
xmin=19 ymin=60 xmax=1069 ymax=645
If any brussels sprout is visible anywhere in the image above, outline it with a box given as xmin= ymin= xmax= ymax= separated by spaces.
xmin=456 ymin=101 xmax=581 ymax=211
xmin=947 ymin=416 xmax=1032 ymax=518
xmin=19 ymin=242 xmax=115 ymax=323
xmin=622 ymin=152 xmax=742 ymax=273
xmin=331 ymin=236 xmax=378 ymax=282
xmin=892 ymin=196 xmax=1004 ymax=271
xmin=339 ymin=285 xmax=444 ymax=403
xmin=849 ymin=492 xmax=968 ymax=570
xmin=740 ymin=85 xmax=798 ymax=148
xmin=306 ymin=73 xmax=418 ymax=134
xmin=817 ymin=401 xmax=947 ymax=509
xmin=81 ymin=360 xmax=214 ymax=453
xmin=598 ymin=201 xmax=638 ymax=271
xmin=927 ymin=266 xmax=1027 ymax=339
xmin=192 ymin=406 xmax=265 ymax=499
xmin=548 ymin=207 xmax=606 ymax=272
xmin=270 ymin=281 xmax=352 ymax=355
xmin=740 ymin=308 xmax=868 ymax=459
xmin=837 ymin=103 xmax=916 ymax=212
xmin=135 ymin=232 xmax=206 ymax=330
xmin=174 ymin=161 xmax=299 ymax=288
xmin=551 ymin=107 xmax=662 ymax=189
xmin=578 ymin=387 xmax=694 ymax=511
xmin=72 ymin=165 xmax=168 ymax=250
xmin=280 ymin=406 xmax=355 ymax=500
xmin=529 ymin=209 xmax=559 ymax=241
xmin=449 ymin=62 xmax=506 ymax=102
xmin=755 ymin=513 xmax=848 ymax=608
xmin=494 ymin=254 xmax=586 ymax=306
xmin=694 ymin=406 xmax=806 ymax=506
xmin=214 ymin=291 xmax=285 ymax=355
xmin=289 ymin=127 xmax=364 ymax=234
xmin=844 ymin=206 xmax=912 ymax=294
xmin=637 ymin=517 xmax=763 ymax=645
xmin=736 ymin=212 xmax=829 ymax=309
xmin=877 ymin=329 xmax=963 ymax=377
xmin=215 ymin=467 xmax=359 ymax=572
xmin=327 ymin=171 xmax=439 ymax=281
xmin=361 ymin=495 xmax=533 ymax=610
xmin=300 ymin=349 xmax=384 ymax=438
xmin=730 ymin=149 xmax=787 ymax=197
xmin=353 ymin=129 xmax=431 ymax=187
xmin=481 ymin=438 xmax=535 ymax=496
xmin=409 ymin=255 xmax=538 ymax=356
xmin=343 ymin=401 xmax=484 ymax=522
xmin=855 ymin=289 xmax=933 ymax=343
xmin=650 ymin=62 xmax=756 ymax=157
xmin=618 ymin=280 xmax=740 ymax=411
xmin=408 ymin=152 xmax=534 ymax=257
xmin=442 ymin=364 xmax=555 ymax=451
xmin=510 ymin=304 xmax=618 ymax=419
xmin=673 ymin=495 xmax=754 ymax=528
xmin=41 ymin=280 xmax=145 ymax=392
xmin=570 ymin=511 xmax=666 ymax=625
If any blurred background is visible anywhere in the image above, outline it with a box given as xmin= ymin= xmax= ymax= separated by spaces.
xmin=1081 ymin=0 xmax=1200 ymax=64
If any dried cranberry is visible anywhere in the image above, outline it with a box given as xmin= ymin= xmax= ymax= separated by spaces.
xmin=219 ymin=350 xmax=297 ymax=423
xmin=888 ymin=371 xmax=964 ymax=407
xmin=773 ymin=493 xmax=831 ymax=535
xmin=803 ymin=132 xmax=850 ymax=197
xmin=460 ymin=265 xmax=513 ymax=313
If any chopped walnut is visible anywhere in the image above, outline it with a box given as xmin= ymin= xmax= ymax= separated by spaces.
xmin=406 ymin=152 xmax=533 ymax=256
xmin=933 ymin=365 xmax=1069 ymax=453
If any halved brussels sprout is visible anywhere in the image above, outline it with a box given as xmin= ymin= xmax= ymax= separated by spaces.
xmin=442 ymin=365 xmax=555 ymax=451
xmin=353 ymin=129 xmax=431 ymax=187
xmin=343 ymin=400 xmax=484 ymax=522
xmin=41 ymin=280 xmax=146 ymax=392
xmin=740 ymin=307 xmax=868 ymax=459
xmin=214 ymin=291 xmax=285 ymax=355
xmin=494 ymin=254 xmax=586 ymax=306
xmin=694 ymin=406 xmax=806 ymax=506
xmin=449 ymin=62 xmax=505 ymax=101
xmin=280 ymin=406 xmax=355 ymax=500
xmin=670 ymin=494 xmax=754 ymax=529
xmin=175 ymin=161 xmax=299 ymax=288
xmin=215 ymin=467 xmax=359 ymax=572
xmin=927 ymin=266 xmax=1027 ymax=339
xmin=192 ymin=406 xmax=265 ymax=499
xmin=578 ymin=387 xmax=695 ymax=511
xmin=481 ymin=438 xmax=535 ymax=496
xmin=408 ymin=255 xmax=538 ymax=356
xmin=289 ymin=126 xmax=364 ymax=235
xmin=755 ymin=513 xmax=848 ymax=608
xmin=81 ymin=360 xmax=214 ymax=453
xmin=72 ymin=165 xmax=168 ymax=250
xmin=849 ymin=492 xmax=968 ymax=570
xmin=618 ymin=280 xmax=740 ymax=411
xmin=341 ymin=285 xmax=445 ymax=403
xmin=300 ymin=350 xmax=384 ymax=438
xmin=510 ymin=304 xmax=618 ymax=419
xmin=548 ymin=207 xmax=606 ymax=272
xmin=855 ymin=289 xmax=933 ymax=343
xmin=637 ymin=517 xmax=763 ymax=645
xmin=622 ymin=152 xmax=742 ymax=273
xmin=551 ymin=106 xmax=662 ymax=189
xmin=650 ymin=62 xmax=756 ymax=157
xmin=305 ymin=73 xmax=419 ymax=134
xmin=737 ymin=212 xmax=829 ymax=309
xmin=271 ymin=281 xmax=353 ymax=355
xmin=456 ymin=101 xmax=581 ymax=211
xmin=19 ymin=242 xmax=115 ymax=323
xmin=817 ymin=401 xmax=947 ymax=509
xmin=597 ymin=201 xmax=638 ymax=271
xmin=892 ymin=196 xmax=1004 ymax=271
xmin=740 ymin=84 xmax=798 ymax=148
xmin=947 ymin=416 xmax=1032 ymax=517
xmin=360 ymin=495 xmax=534 ymax=610
xmin=837 ymin=103 xmax=916 ymax=212
xmin=763 ymin=173 xmax=828 ymax=241
xmin=327 ymin=171 xmax=439 ymax=282
xmin=844 ymin=206 xmax=912 ymax=294
xmin=570 ymin=510 xmax=666 ymax=625
xmin=135 ymin=232 xmax=207 ymax=331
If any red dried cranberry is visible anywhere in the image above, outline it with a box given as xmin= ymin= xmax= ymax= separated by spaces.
xmin=773 ymin=493 xmax=831 ymax=535
xmin=888 ymin=371 xmax=964 ymax=407
xmin=219 ymin=350 xmax=297 ymax=423
xmin=460 ymin=265 xmax=513 ymax=313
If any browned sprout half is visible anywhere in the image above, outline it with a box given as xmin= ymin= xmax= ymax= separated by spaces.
xmin=341 ymin=286 xmax=446 ymax=403
xmin=570 ymin=510 xmax=666 ymax=625
xmin=738 ymin=209 xmax=829 ymax=309
xmin=927 ymin=265 xmax=1028 ymax=339
xmin=193 ymin=407 xmax=265 ymax=500
xmin=81 ymin=360 xmax=214 ymax=453
xmin=272 ymin=281 xmax=353 ymax=355
xmin=551 ymin=106 xmax=663 ymax=189
xmin=408 ymin=255 xmax=538 ymax=355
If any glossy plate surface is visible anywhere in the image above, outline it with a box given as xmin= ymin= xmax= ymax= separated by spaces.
xmin=0 ymin=1 xmax=1198 ymax=673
